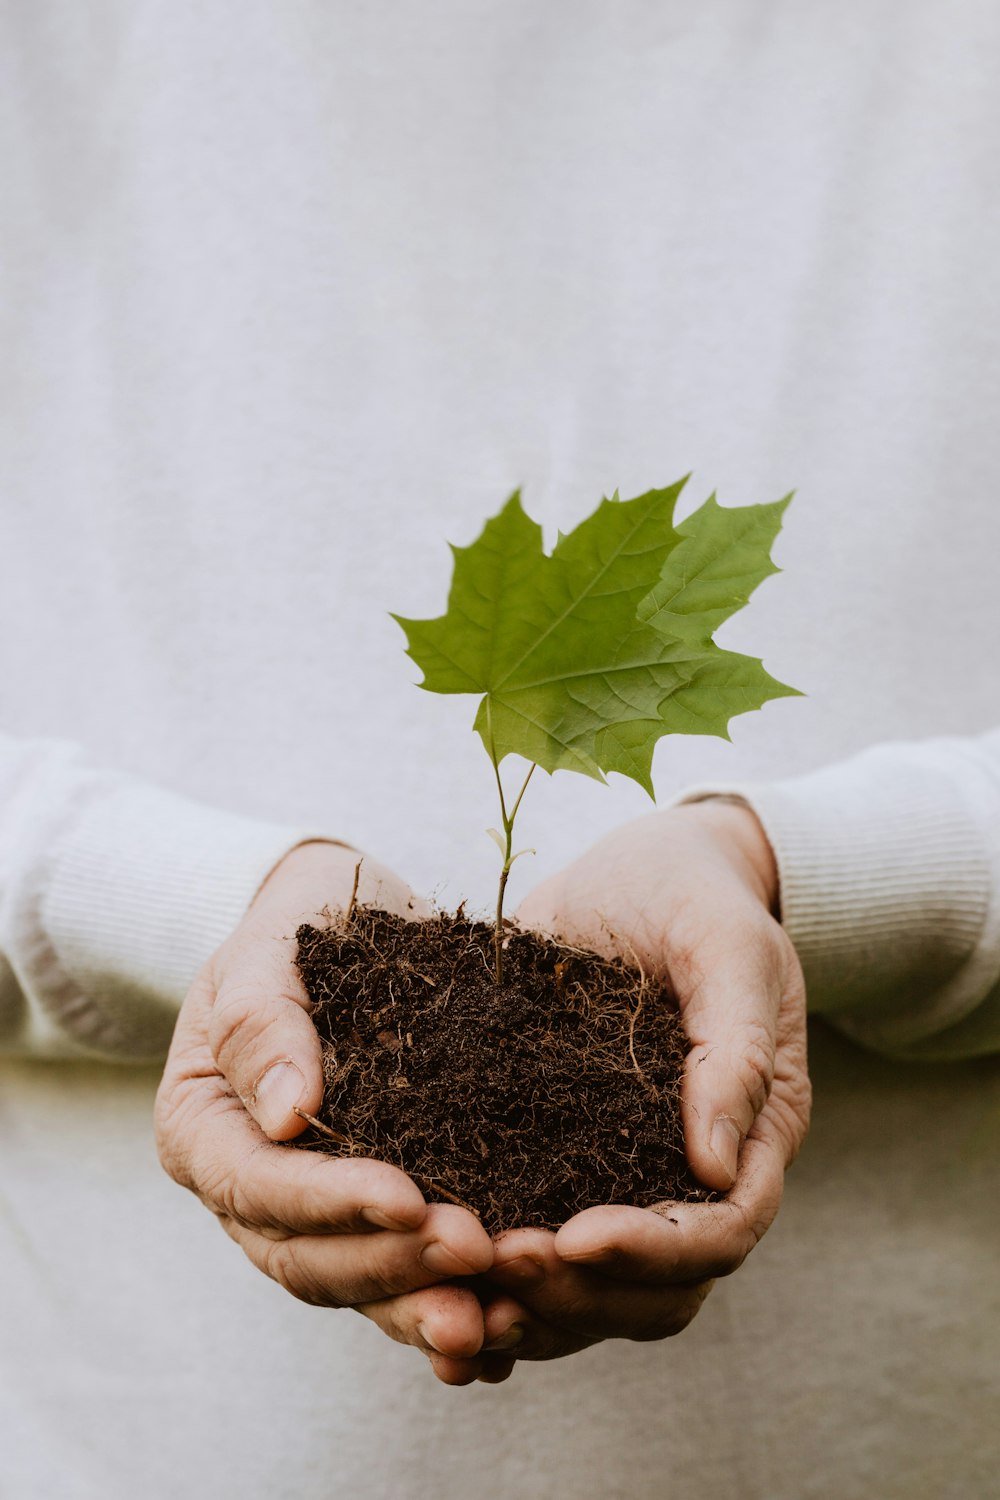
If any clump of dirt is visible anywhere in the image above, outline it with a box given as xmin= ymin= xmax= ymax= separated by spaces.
xmin=291 ymin=909 xmax=709 ymax=1236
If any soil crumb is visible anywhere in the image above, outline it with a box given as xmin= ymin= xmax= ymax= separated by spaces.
xmin=291 ymin=909 xmax=709 ymax=1235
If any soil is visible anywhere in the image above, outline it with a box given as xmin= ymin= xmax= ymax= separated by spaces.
xmin=290 ymin=908 xmax=710 ymax=1236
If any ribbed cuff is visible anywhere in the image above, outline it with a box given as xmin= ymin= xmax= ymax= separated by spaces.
xmin=30 ymin=780 xmax=338 ymax=1060
xmin=672 ymin=738 xmax=1000 ymax=1052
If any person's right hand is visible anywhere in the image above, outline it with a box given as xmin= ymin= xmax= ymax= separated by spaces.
xmin=154 ymin=841 xmax=499 ymax=1380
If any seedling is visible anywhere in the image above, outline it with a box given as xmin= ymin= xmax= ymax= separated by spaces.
xmin=393 ymin=477 xmax=798 ymax=981
xmin=294 ymin=479 xmax=799 ymax=1229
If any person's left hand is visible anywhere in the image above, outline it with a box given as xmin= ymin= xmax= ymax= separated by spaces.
xmin=446 ymin=800 xmax=811 ymax=1373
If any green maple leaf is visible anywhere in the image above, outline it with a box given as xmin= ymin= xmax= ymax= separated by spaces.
xmin=631 ymin=492 xmax=803 ymax=781
xmin=393 ymin=480 xmax=698 ymax=784
xmin=638 ymin=490 xmax=793 ymax=643
xmin=393 ymin=481 xmax=798 ymax=797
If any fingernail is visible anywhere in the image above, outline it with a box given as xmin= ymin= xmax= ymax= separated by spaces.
xmin=250 ymin=1061 xmax=306 ymax=1135
xmin=709 ymin=1115 xmax=741 ymax=1184
xmin=484 ymin=1322 xmax=524 ymax=1352
xmin=491 ymin=1254 xmax=545 ymax=1288
xmin=419 ymin=1241 xmax=481 ymax=1276
xmin=557 ymin=1242 xmax=619 ymax=1267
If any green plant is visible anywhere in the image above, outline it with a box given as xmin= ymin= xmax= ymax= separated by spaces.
xmin=393 ymin=477 xmax=798 ymax=981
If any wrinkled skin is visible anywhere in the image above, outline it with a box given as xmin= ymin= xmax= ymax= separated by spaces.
xmin=156 ymin=804 xmax=810 ymax=1386
xmin=466 ymin=800 xmax=812 ymax=1381
xmin=155 ymin=843 xmax=496 ymax=1369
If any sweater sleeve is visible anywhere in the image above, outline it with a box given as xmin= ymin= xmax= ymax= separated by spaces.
xmin=0 ymin=733 xmax=339 ymax=1062
xmin=672 ymin=729 xmax=1000 ymax=1059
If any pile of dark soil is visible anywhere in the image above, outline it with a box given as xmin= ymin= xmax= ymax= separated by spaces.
xmin=291 ymin=909 xmax=709 ymax=1235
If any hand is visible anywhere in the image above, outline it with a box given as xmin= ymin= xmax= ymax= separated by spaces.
xmin=155 ymin=841 xmax=495 ymax=1377
xmin=466 ymin=801 xmax=811 ymax=1366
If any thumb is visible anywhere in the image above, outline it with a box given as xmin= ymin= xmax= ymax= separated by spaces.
xmin=677 ymin=943 xmax=780 ymax=1193
xmin=207 ymin=934 xmax=324 ymax=1142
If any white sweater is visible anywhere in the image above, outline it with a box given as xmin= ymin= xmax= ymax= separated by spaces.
xmin=2 ymin=4 xmax=998 ymax=1498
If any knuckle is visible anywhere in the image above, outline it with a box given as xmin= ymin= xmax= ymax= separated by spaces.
xmin=525 ymin=1284 xmax=596 ymax=1341
xmin=629 ymin=1287 xmax=710 ymax=1343
xmin=157 ymin=1097 xmax=260 ymax=1225
xmin=153 ymin=1079 xmax=212 ymax=1193
xmin=222 ymin=1164 xmax=263 ymax=1228
xmin=210 ymin=995 xmax=288 ymax=1081
xmin=525 ymin=1329 xmax=591 ymax=1363
xmin=784 ymin=1072 xmax=813 ymax=1150
xmin=768 ymin=1091 xmax=812 ymax=1166
xmin=793 ymin=1072 xmax=814 ymax=1138
xmin=381 ymin=1300 xmax=415 ymax=1348
xmin=630 ymin=1312 xmax=686 ymax=1343
xmin=735 ymin=1186 xmax=778 ymax=1263
xmin=153 ymin=1092 xmax=184 ymax=1181
xmin=208 ymin=982 xmax=259 ymax=1054
xmin=262 ymin=1239 xmax=345 ymax=1309
xmin=725 ymin=1244 xmax=752 ymax=1276
xmin=705 ymin=1204 xmax=757 ymax=1277
xmin=766 ymin=1054 xmax=813 ymax=1164
xmin=551 ymin=1287 xmax=630 ymax=1344
xmin=211 ymin=1140 xmax=288 ymax=1229
xmin=733 ymin=1023 xmax=776 ymax=1117
xmin=360 ymin=1241 xmax=412 ymax=1300
xmin=192 ymin=1151 xmax=243 ymax=1221
xmin=708 ymin=1244 xmax=747 ymax=1279
xmin=155 ymin=1134 xmax=191 ymax=1190
xmin=744 ymin=1209 xmax=772 ymax=1256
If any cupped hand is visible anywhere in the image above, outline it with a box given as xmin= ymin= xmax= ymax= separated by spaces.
xmin=154 ymin=841 xmax=495 ymax=1378
xmin=458 ymin=801 xmax=811 ymax=1367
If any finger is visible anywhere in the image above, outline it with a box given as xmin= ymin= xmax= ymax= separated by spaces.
xmin=476 ymin=1355 xmax=518 ymax=1385
xmin=424 ymin=1351 xmax=519 ymax=1386
xmin=491 ymin=1261 xmax=713 ymax=1343
xmin=226 ymin=1148 xmax=431 ymax=1235
xmin=217 ymin=1202 xmax=493 ymax=1308
xmin=480 ymin=1294 xmax=529 ymax=1353
xmin=208 ymin=937 xmax=325 ymax=1141
xmin=675 ymin=928 xmax=784 ymax=1190
xmin=553 ymin=1130 xmax=787 ymax=1281
xmin=489 ymin=1232 xmax=712 ymax=1343
xmin=479 ymin=1292 xmax=594 ymax=1362
xmin=357 ymin=1283 xmax=486 ymax=1358
xmin=206 ymin=842 xmax=430 ymax=1142
xmin=425 ymin=1352 xmax=488 ymax=1386
xmin=157 ymin=1050 xmax=430 ymax=1233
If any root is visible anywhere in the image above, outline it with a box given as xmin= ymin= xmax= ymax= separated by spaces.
xmin=627 ymin=989 xmax=646 ymax=1085
xmin=410 ymin=1176 xmax=482 ymax=1216
xmin=345 ymin=859 xmax=363 ymax=923
xmin=293 ymin=1107 xmax=354 ymax=1149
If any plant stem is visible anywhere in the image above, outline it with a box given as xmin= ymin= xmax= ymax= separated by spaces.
xmin=494 ymin=860 xmax=510 ymax=986
xmin=490 ymin=753 xmax=536 ymax=985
